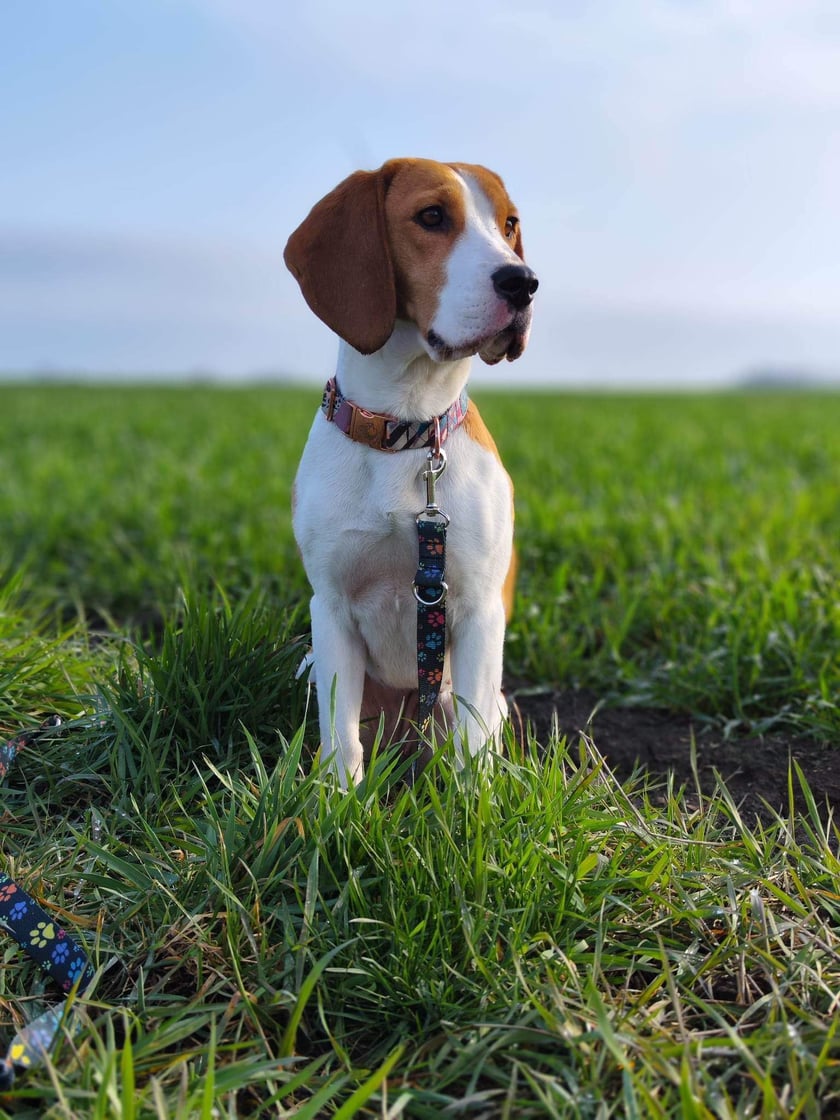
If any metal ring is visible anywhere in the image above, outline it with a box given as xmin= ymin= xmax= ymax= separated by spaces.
xmin=416 ymin=508 xmax=450 ymax=527
xmin=413 ymin=580 xmax=448 ymax=606
xmin=425 ymin=447 xmax=447 ymax=476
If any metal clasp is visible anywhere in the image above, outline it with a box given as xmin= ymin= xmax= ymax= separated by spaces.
xmin=417 ymin=447 xmax=449 ymax=525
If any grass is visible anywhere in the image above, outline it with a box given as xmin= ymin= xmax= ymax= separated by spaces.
xmin=1 ymin=382 xmax=839 ymax=1116
xmin=2 ymin=384 xmax=837 ymax=736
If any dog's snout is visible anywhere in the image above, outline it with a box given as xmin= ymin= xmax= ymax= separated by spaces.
xmin=492 ymin=264 xmax=539 ymax=310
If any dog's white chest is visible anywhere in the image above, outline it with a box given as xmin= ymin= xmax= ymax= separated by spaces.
xmin=293 ymin=417 xmax=513 ymax=690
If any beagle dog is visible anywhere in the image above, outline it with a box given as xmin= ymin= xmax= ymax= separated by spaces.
xmin=285 ymin=158 xmax=538 ymax=786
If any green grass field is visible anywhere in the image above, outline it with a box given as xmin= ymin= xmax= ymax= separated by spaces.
xmin=1 ymin=383 xmax=839 ymax=1117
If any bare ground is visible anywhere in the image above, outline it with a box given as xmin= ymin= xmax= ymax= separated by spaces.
xmin=512 ymin=685 xmax=840 ymax=823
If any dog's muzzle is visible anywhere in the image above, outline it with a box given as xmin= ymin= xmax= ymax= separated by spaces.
xmin=477 ymin=264 xmax=538 ymax=365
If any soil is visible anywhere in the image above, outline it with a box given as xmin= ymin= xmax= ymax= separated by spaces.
xmin=511 ymin=685 xmax=840 ymax=823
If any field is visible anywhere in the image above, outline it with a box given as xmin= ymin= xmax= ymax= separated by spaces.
xmin=1 ymin=383 xmax=839 ymax=1117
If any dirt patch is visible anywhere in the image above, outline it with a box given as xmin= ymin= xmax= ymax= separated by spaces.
xmin=512 ymin=686 xmax=840 ymax=823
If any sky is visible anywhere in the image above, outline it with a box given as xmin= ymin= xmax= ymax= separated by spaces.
xmin=2 ymin=0 xmax=840 ymax=387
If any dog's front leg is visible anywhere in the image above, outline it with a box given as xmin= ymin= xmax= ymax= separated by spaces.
xmin=310 ymin=594 xmax=366 ymax=787
xmin=449 ymin=603 xmax=508 ymax=763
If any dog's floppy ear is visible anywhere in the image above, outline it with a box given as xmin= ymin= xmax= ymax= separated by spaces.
xmin=284 ymin=168 xmax=396 ymax=355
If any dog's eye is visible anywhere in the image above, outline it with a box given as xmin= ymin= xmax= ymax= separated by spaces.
xmin=417 ymin=206 xmax=445 ymax=229
xmin=504 ymin=216 xmax=519 ymax=240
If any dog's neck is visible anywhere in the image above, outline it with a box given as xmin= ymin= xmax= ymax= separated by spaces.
xmin=335 ymin=320 xmax=472 ymax=422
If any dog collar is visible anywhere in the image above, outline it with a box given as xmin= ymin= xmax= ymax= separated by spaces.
xmin=320 ymin=377 xmax=469 ymax=453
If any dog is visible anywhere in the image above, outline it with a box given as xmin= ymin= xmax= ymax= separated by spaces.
xmin=285 ymin=158 xmax=538 ymax=786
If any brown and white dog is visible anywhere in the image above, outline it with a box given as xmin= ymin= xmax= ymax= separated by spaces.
xmin=285 ymin=158 xmax=538 ymax=786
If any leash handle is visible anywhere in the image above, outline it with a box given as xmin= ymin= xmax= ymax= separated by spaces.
xmin=0 ymin=874 xmax=94 ymax=995
xmin=0 ymin=728 xmax=34 ymax=782
xmin=0 ymin=874 xmax=93 ymax=1087
xmin=0 ymin=1002 xmax=76 ymax=1089
xmin=1 ymin=720 xmax=94 ymax=1087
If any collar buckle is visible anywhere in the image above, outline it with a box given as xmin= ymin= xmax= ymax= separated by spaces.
xmin=348 ymin=406 xmax=387 ymax=450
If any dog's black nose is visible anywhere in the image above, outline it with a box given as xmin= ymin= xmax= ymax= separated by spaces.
xmin=492 ymin=264 xmax=539 ymax=310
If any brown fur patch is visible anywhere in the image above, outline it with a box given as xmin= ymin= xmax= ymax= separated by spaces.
xmin=381 ymin=159 xmax=467 ymax=339
xmin=463 ymin=401 xmax=517 ymax=620
xmin=451 ymin=162 xmax=525 ymax=260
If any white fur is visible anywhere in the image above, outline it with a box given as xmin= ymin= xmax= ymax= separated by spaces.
xmin=293 ymin=172 xmax=522 ymax=787
xmin=428 ymin=172 xmax=526 ymax=357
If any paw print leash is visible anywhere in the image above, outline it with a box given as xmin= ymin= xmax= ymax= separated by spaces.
xmin=413 ymin=430 xmax=449 ymax=729
xmin=0 ymin=719 xmax=94 ymax=1090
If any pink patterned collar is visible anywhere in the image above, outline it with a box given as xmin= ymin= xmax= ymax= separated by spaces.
xmin=320 ymin=377 xmax=469 ymax=453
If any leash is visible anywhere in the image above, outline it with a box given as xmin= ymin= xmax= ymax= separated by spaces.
xmin=0 ymin=719 xmax=94 ymax=1090
xmin=413 ymin=423 xmax=449 ymax=729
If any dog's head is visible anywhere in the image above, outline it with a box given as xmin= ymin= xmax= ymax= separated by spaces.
xmin=284 ymin=158 xmax=537 ymax=365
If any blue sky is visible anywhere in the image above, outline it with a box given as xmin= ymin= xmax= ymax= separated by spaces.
xmin=2 ymin=0 xmax=840 ymax=385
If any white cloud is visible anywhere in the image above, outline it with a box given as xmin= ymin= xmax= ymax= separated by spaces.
xmin=194 ymin=0 xmax=840 ymax=113
xmin=0 ymin=228 xmax=331 ymax=375
xmin=3 ymin=225 xmax=840 ymax=386
xmin=554 ymin=1 xmax=840 ymax=114
xmin=0 ymin=230 xmax=288 ymax=318
xmin=4 ymin=0 xmax=839 ymax=382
